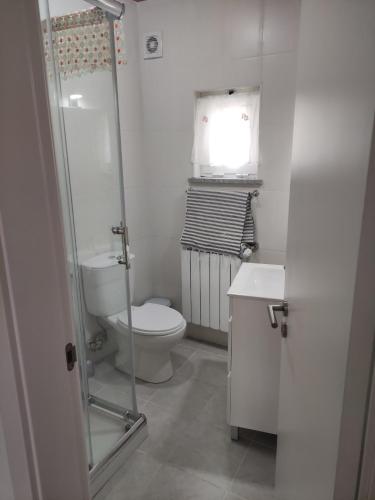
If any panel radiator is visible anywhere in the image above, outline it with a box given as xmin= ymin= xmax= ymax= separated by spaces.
xmin=181 ymin=248 xmax=242 ymax=333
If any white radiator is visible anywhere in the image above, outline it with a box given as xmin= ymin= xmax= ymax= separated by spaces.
xmin=181 ymin=248 xmax=242 ymax=333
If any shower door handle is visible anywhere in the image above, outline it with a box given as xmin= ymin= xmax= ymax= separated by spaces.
xmin=111 ymin=222 xmax=130 ymax=269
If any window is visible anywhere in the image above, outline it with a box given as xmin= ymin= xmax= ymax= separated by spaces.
xmin=192 ymin=88 xmax=260 ymax=178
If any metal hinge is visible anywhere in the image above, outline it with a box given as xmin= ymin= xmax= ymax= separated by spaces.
xmin=111 ymin=221 xmax=131 ymax=269
xmin=65 ymin=342 xmax=77 ymax=371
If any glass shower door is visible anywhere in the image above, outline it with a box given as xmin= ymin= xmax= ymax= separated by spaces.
xmin=38 ymin=0 xmax=142 ymax=479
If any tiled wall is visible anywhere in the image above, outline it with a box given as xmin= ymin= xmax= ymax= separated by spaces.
xmin=131 ymin=0 xmax=300 ymax=310
xmin=42 ymin=0 xmax=300 ymax=316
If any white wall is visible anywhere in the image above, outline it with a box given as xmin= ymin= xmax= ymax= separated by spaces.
xmin=135 ymin=0 xmax=300 ymax=311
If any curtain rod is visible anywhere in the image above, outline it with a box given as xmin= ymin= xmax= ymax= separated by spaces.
xmin=197 ymin=85 xmax=261 ymax=98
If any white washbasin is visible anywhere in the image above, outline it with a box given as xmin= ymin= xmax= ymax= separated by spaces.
xmin=228 ymin=263 xmax=285 ymax=300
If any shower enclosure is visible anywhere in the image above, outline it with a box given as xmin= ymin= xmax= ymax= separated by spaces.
xmin=38 ymin=0 xmax=146 ymax=494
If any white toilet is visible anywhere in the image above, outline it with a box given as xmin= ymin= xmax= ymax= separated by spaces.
xmin=81 ymin=251 xmax=186 ymax=383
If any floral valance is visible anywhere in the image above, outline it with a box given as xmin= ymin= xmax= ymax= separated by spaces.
xmin=42 ymin=8 xmax=126 ymax=80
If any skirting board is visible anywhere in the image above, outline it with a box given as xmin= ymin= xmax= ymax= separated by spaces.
xmin=186 ymin=323 xmax=228 ymax=347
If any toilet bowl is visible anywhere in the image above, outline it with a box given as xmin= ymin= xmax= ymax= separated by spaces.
xmin=107 ymin=303 xmax=186 ymax=383
xmin=81 ymin=251 xmax=186 ymax=383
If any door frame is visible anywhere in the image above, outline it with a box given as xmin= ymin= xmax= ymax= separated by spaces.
xmin=0 ymin=0 xmax=90 ymax=498
xmin=334 ymin=118 xmax=375 ymax=500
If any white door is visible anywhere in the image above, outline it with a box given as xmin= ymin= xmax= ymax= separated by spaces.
xmin=1 ymin=0 xmax=90 ymax=498
xmin=275 ymin=1 xmax=375 ymax=500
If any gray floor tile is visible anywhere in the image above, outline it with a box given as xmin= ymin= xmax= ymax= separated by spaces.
xmin=182 ymin=338 xmax=228 ymax=358
xmin=139 ymin=401 xmax=189 ymax=460
xmin=224 ymin=493 xmax=248 ymax=500
xmin=229 ymin=485 xmax=277 ymax=500
xmin=175 ymin=349 xmax=228 ymax=389
xmin=149 ymin=373 xmax=217 ymax=419
xmin=140 ymin=463 xmax=227 ymax=500
xmin=100 ymin=450 xmax=162 ymax=500
xmin=89 ymin=377 xmax=105 ymax=395
xmin=95 ymin=385 xmax=149 ymax=414
xmin=230 ymin=442 xmax=276 ymax=499
xmin=93 ymin=361 xmax=156 ymax=401
xmin=167 ymin=418 xmax=248 ymax=490
xmin=93 ymin=338 xmax=277 ymax=500
xmin=170 ymin=342 xmax=196 ymax=371
xmin=198 ymin=386 xmax=228 ymax=430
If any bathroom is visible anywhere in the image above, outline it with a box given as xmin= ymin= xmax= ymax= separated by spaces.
xmin=1 ymin=1 xmax=375 ymax=500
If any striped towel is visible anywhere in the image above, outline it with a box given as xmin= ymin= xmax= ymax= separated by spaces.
xmin=180 ymin=189 xmax=256 ymax=257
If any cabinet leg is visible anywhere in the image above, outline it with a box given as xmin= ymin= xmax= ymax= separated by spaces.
xmin=231 ymin=426 xmax=239 ymax=441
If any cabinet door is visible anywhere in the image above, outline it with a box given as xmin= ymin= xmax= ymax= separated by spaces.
xmin=230 ymin=297 xmax=281 ymax=434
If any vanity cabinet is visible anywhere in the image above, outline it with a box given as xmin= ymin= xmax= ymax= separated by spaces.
xmin=227 ymin=263 xmax=285 ymax=436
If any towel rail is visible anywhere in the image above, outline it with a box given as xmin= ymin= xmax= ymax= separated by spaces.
xmin=185 ymin=187 xmax=260 ymax=198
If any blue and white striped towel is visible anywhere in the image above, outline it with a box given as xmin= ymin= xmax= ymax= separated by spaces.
xmin=180 ymin=189 xmax=256 ymax=257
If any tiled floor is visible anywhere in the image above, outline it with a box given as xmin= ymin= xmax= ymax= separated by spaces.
xmin=91 ymin=338 xmax=277 ymax=500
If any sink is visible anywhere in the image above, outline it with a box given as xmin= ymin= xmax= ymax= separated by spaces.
xmin=227 ymin=263 xmax=285 ymax=300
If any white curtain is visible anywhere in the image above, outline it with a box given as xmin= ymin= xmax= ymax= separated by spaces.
xmin=192 ymin=91 xmax=260 ymax=176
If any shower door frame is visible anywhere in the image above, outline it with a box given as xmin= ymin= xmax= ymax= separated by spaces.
xmin=40 ymin=1 xmax=147 ymax=494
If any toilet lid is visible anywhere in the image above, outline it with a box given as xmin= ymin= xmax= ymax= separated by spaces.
xmin=117 ymin=304 xmax=185 ymax=336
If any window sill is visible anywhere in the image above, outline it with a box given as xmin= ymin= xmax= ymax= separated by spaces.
xmin=188 ymin=177 xmax=263 ymax=187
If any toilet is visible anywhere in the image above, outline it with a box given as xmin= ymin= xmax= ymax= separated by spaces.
xmin=81 ymin=251 xmax=186 ymax=383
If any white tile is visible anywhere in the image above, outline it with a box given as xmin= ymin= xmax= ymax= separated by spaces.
xmin=261 ymin=52 xmax=298 ymax=126
xmin=140 ymin=58 xmax=176 ymax=132
xmin=122 ymin=130 xmax=145 ymax=189
xmin=143 ymin=130 xmax=194 ymax=189
xmin=130 ymin=238 xmax=153 ymax=305
xmin=263 ymin=0 xmax=301 ymax=55
xmin=252 ymin=249 xmax=287 ymax=266
xmin=259 ymin=121 xmax=294 ymax=191
xmin=140 ymin=59 xmax=196 ymax=133
xmin=224 ymin=0 xmax=262 ymax=59
xmin=118 ymin=67 xmax=143 ymax=132
xmin=192 ymin=0 xmax=227 ymax=62
xmin=151 ymin=236 xmax=182 ymax=310
xmin=124 ymin=187 xmax=152 ymax=240
xmin=221 ymin=57 xmax=262 ymax=90
xmin=196 ymin=55 xmax=262 ymax=96
xmin=150 ymin=188 xmax=186 ymax=238
xmin=253 ymin=189 xmax=290 ymax=253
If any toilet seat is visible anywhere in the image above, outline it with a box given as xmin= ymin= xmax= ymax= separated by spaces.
xmin=108 ymin=303 xmax=186 ymax=337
